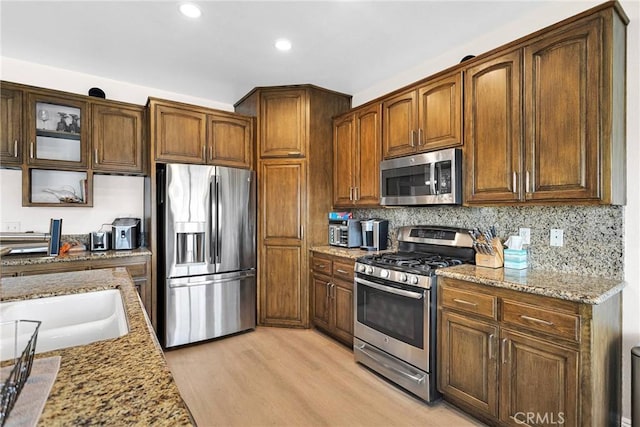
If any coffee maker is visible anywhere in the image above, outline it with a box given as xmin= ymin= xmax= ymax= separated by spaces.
xmin=360 ymin=219 xmax=388 ymax=251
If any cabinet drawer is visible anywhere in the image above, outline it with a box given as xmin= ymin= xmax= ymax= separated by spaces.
xmin=311 ymin=256 xmax=332 ymax=275
xmin=501 ymin=300 xmax=579 ymax=341
xmin=333 ymin=260 xmax=354 ymax=282
xmin=441 ymin=286 xmax=497 ymax=320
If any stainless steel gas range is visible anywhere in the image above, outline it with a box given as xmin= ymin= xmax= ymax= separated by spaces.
xmin=353 ymin=225 xmax=475 ymax=402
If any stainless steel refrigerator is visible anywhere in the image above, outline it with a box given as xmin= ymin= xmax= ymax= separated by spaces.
xmin=157 ymin=163 xmax=256 ymax=348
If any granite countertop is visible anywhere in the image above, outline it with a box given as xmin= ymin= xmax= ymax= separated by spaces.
xmin=310 ymin=245 xmax=396 ymax=259
xmin=0 ymin=268 xmax=194 ymax=426
xmin=437 ymin=264 xmax=625 ymax=305
xmin=0 ymin=247 xmax=151 ymax=267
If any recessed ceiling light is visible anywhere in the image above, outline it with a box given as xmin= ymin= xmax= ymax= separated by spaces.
xmin=179 ymin=3 xmax=201 ymax=18
xmin=275 ymin=38 xmax=292 ymax=51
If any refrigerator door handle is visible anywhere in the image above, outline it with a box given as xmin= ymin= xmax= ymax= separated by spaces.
xmin=215 ymin=175 xmax=221 ymax=264
xmin=209 ymin=177 xmax=218 ymax=264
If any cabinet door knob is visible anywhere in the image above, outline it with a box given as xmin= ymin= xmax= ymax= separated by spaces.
xmin=526 ymin=171 xmax=530 ymax=193
xmin=14 ymin=140 xmax=18 ymax=157
xmin=512 ymin=172 xmax=517 ymax=194
xmin=94 ymin=149 xmax=99 ymax=165
xmin=30 ymin=142 xmax=34 ymax=158
xmin=209 ymin=145 xmax=213 ymax=161
xmin=410 ymin=130 xmax=416 ymax=147
xmin=418 ymin=128 xmax=424 ymax=146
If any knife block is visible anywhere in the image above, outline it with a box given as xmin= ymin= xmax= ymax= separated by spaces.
xmin=475 ymin=237 xmax=504 ymax=268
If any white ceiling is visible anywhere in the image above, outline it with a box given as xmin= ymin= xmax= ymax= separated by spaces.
xmin=2 ymin=1 xmax=562 ymax=105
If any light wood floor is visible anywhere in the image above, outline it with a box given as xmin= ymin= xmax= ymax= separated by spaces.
xmin=165 ymin=327 xmax=485 ymax=427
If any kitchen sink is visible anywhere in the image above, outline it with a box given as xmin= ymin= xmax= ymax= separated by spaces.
xmin=0 ymin=289 xmax=129 ymax=355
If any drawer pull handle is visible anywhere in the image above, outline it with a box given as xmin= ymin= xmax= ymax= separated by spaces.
xmin=453 ymin=298 xmax=477 ymax=307
xmin=315 ymin=263 xmax=326 ymax=269
xmin=520 ymin=315 xmax=554 ymax=326
xmin=336 ymin=269 xmax=349 ymax=274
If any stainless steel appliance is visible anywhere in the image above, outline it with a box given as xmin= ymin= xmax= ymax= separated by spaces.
xmin=90 ymin=231 xmax=110 ymax=251
xmin=157 ymin=163 xmax=256 ymax=348
xmin=354 ymin=225 xmax=475 ymax=402
xmin=380 ymin=148 xmax=462 ymax=206
xmin=328 ymin=219 xmax=362 ymax=248
xmin=360 ymin=219 xmax=388 ymax=251
xmin=111 ymin=218 xmax=140 ymax=250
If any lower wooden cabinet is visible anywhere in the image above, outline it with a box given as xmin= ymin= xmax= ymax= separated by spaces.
xmin=2 ymin=253 xmax=153 ymax=327
xmin=438 ymin=277 xmax=620 ymax=427
xmin=310 ymin=252 xmax=354 ymax=346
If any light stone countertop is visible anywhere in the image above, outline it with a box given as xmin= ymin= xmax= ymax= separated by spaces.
xmin=0 ymin=268 xmax=194 ymax=426
xmin=311 ymin=245 xmax=624 ymax=304
xmin=436 ymin=264 xmax=625 ymax=305
xmin=0 ymin=247 xmax=151 ymax=267
xmin=310 ymin=245 xmax=396 ymax=259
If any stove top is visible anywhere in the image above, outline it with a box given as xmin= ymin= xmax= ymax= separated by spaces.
xmin=358 ymin=252 xmax=466 ymax=275
xmin=354 ymin=226 xmax=476 ymax=288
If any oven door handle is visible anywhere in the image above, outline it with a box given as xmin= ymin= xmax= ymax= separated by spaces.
xmin=355 ymin=343 xmax=426 ymax=384
xmin=355 ymin=277 xmax=424 ymax=300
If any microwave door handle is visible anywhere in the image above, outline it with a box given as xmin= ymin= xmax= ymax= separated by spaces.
xmin=430 ymin=163 xmax=437 ymax=195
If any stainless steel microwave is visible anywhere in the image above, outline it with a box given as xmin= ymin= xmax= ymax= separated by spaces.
xmin=380 ymin=148 xmax=462 ymax=206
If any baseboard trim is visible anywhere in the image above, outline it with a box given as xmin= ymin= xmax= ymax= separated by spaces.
xmin=621 ymin=416 xmax=631 ymax=427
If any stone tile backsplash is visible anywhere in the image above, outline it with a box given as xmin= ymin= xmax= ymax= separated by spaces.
xmin=353 ymin=205 xmax=624 ymax=280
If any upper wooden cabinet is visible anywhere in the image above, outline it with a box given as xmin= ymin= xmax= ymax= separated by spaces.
xmin=207 ymin=112 xmax=253 ymax=169
xmin=150 ymin=98 xmax=253 ymax=169
xmin=464 ymin=49 xmax=523 ymax=204
xmin=150 ymin=100 xmax=207 ymax=163
xmin=382 ymin=71 xmax=462 ymax=159
xmin=333 ymin=103 xmax=381 ymax=208
xmin=26 ymin=91 xmax=90 ymax=169
xmin=465 ymin=5 xmax=627 ymax=205
xmin=0 ymin=84 xmax=23 ymax=167
xmin=91 ymin=102 xmax=145 ymax=174
xmin=258 ymin=88 xmax=306 ymax=158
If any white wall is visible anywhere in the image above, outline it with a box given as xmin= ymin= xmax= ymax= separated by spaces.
xmin=353 ymin=1 xmax=640 ymax=422
xmin=0 ymin=57 xmax=236 ymax=235
xmin=0 ymin=170 xmax=144 ymax=234
xmin=0 ymin=57 xmax=234 ymax=110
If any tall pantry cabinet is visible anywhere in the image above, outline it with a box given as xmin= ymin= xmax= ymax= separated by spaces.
xmin=235 ymin=86 xmax=351 ymax=327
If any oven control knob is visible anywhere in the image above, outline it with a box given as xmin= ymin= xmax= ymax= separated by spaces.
xmin=380 ymin=269 xmax=389 ymax=278
xmin=409 ymin=275 xmax=419 ymax=285
xmin=366 ymin=266 xmax=374 ymax=274
xmin=399 ymin=273 xmax=408 ymax=282
xmin=358 ymin=265 xmax=366 ymax=273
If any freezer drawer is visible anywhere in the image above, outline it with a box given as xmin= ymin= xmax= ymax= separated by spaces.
xmin=165 ymin=270 xmax=256 ymax=348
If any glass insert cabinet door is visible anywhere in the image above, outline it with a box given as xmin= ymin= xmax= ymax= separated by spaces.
xmin=26 ymin=93 xmax=89 ymax=168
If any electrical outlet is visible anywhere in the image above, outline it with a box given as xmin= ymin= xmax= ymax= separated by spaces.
xmin=518 ymin=227 xmax=531 ymax=245
xmin=1 ymin=222 xmax=20 ymax=232
xmin=550 ymin=229 xmax=564 ymax=247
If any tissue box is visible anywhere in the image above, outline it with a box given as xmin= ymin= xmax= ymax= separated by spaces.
xmin=504 ymin=248 xmax=528 ymax=270
xmin=328 ymin=212 xmax=352 ymax=220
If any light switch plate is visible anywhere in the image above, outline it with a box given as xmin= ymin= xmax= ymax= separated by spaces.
xmin=550 ymin=229 xmax=564 ymax=247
